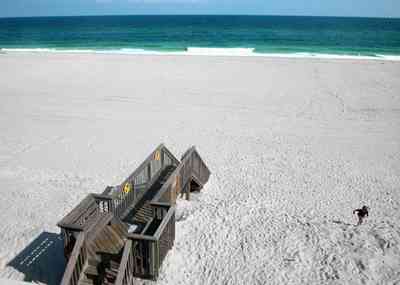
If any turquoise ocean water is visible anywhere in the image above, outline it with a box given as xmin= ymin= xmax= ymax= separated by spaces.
xmin=0 ymin=15 xmax=399 ymax=58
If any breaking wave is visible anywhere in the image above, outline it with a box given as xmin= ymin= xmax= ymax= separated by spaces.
xmin=2 ymin=47 xmax=400 ymax=61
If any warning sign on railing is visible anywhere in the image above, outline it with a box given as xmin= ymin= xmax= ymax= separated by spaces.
xmin=154 ymin=150 xmax=161 ymax=161
xmin=123 ymin=182 xmax=132 ymax=194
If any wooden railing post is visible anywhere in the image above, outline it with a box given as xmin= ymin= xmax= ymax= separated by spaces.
xmin=60 ymin=232 xmax=86 ymax=285
xmin=115 ymin=240 xmax=133 ymax=285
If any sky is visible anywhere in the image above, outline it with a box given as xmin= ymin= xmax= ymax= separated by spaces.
xmin=0 ymin=0 xmax=399 ymax=18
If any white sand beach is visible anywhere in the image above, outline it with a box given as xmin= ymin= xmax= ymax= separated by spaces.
xmin=0 ymin=52 xmax=400 ymax=284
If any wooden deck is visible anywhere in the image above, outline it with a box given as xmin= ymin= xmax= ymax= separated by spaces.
xmin=57 ymin=144 xmax=211 ymax=285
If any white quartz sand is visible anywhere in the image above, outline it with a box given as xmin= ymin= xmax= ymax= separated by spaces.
xmin=0 ymin=52 xmax=399 ymax=284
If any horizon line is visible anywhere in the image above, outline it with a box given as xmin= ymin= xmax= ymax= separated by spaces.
xmin=1 ymin=14 xmax=399 ymax=20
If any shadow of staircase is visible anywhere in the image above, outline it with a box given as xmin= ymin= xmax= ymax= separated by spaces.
xmin=7 ymin=231 xmax=66 ymax=285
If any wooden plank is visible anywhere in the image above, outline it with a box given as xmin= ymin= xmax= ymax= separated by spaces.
xmin=127 ymin=233 xmax=158 ymax=242
xmin=150 ymin=201 xmax=170 ymax=208
xmin=151 ymin=146 xmax=207 ymax=203
xmin=115 ymin=240 xmax=132 ymax=285
xmin=92 ymin=193 xmax=113 ymax=200
xmin=120 ymin=144 xmax=175 ymax=188
xmin=119 ymin=164 xmax=167 ymax=220
xmin=57 ymin=194 xmax=96 ymax=228
xmin=56 ymin=223 xmax=84 ymax=232
xmin=162 ymin=146 xmax=180 ymax=166
xmin=60 ymin=233 xmax=86 ymax=285
xmin=140 ymin=218 xmax=155 ymax=235
xmin=153 ymin=206 xmax=175 ymax=240
xmin=151 ymin=164 xmax=182 ymax=203
xmin=86 ymin=213 xmax=114 ymax=240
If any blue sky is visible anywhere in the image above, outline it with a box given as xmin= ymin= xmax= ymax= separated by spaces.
xmin=1 ymin=0 xmax=399 ymax=18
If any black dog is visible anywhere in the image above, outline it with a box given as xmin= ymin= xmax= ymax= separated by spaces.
xmin=353 ymin=206 xmax=369 ymax=225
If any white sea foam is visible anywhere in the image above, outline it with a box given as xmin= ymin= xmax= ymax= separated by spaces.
xmin=2 ymin=48 xmax=58 ymax=53
xmin=0 ymin=48 xmax=154 ymax=54
xmin=2 ymin=47 xmax=400 ymax=61
xmin=185 ymin=47 xmax=256 ymax=56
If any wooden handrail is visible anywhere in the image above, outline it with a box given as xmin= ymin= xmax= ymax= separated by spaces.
xmin=57 ymin=194 xmax=97 ymax=230
xmin=150 ymin=201 xmax=171 ymax=208
xmin=127 ymin=233 xmax=158 ymax=241
xmin=154 ymin=206 xmax=175 ymax=240
xmin=60 ymin=232 xmax=86 ymax=285
xmin=114 ymin=240 xmax=133 ymax=285
xmin=91 ymin=193 xmax=113 ymax=200
xmin=58 ymin=144 xmax=182 ymax=230
xmin=184 ymin=146 xmax=211 ymax=180
xmin=120 ymin=144 xmax=179 ymax=187
xmin=151 ymin=146 xmax=210 ymax=203
xmin=117 ymin=162 xmax=167 ymax=219
xmin=105 ymin=144 xmax=181 ymax=220
xmin=150 ymin=165 xmax=182 ymax=203
xmin=162 ymin=145 xmax=181 ymax=166
xmin=56 ymin=223 xmax=84 ymax=232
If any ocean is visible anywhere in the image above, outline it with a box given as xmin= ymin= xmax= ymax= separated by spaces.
xmin=0 ymin=15 xmax=400 ymax=58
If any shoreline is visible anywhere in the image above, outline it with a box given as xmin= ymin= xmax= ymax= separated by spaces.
xmin=2 ymin=47 xmax=400 ymax=61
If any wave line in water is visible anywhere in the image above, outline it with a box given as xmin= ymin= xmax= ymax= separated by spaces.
xmin=185 ymin=47 xmax=256 ymax=56
xmin=2 ymin=47 xmax=400 ymax=61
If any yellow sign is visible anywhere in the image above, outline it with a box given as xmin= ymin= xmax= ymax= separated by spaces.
xmin=154 ymin=150 xmax=161 ymax=161
xmin=123 ymin=182 xmax=132 ymax=194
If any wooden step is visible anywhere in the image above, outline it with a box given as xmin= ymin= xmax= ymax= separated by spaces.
xmin=84 ymin=264 xmax=98 ymax=276
xmin=87 ymin=257 xmax=100 ymax=267
xmin=78 ymin=273 xmax=95 ymax=285
xmin=87 ymin=223 xmax=126 ymax=256
xmin=109 ymin=259 xmax=120 ymax=269
xmin=105 ymin=269 xmax=118 ymax=280
xmin=133 ymin=204 xmax=153 ymax=224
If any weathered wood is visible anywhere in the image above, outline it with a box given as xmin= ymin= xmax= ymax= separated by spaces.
xmin=60 ymin=232 xmax=86 ymax=285
xmin=118 ymin=166 xmax=164 ymax=220
xmin=110 ymin=150 xmax=178 ymax=221
xmin=127 ymin=233 xmax=158 ymax=242
xmin=151 ymin=146 xmax=211 ymax=204
xmin=114 ymin=240 xmax=132 ymax=285
xmin=91 ymin=194 xmax=113 ymax=200
xmin=158 ymin=210 xmax=175 ymax=267
xmin=149 ymin=201 xmax=170 ymax=208
xmin=86 ymin=213 xmax=114 ymax=239
xmin=119 ymin=144 xmax=179 ymax=191
xmin=58 ymin=144 xmax=210 ymax=285
xmin=153 ymin=206 xmax=175 ymax=240
xmin=57 ymin=195 xmax=97 ymax=230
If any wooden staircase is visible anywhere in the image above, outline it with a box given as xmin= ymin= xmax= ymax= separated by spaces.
xmin=61 ymin=215 xmax=128 ymax=285
xmin=58 ymin=144 xmax=211 ymax=285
